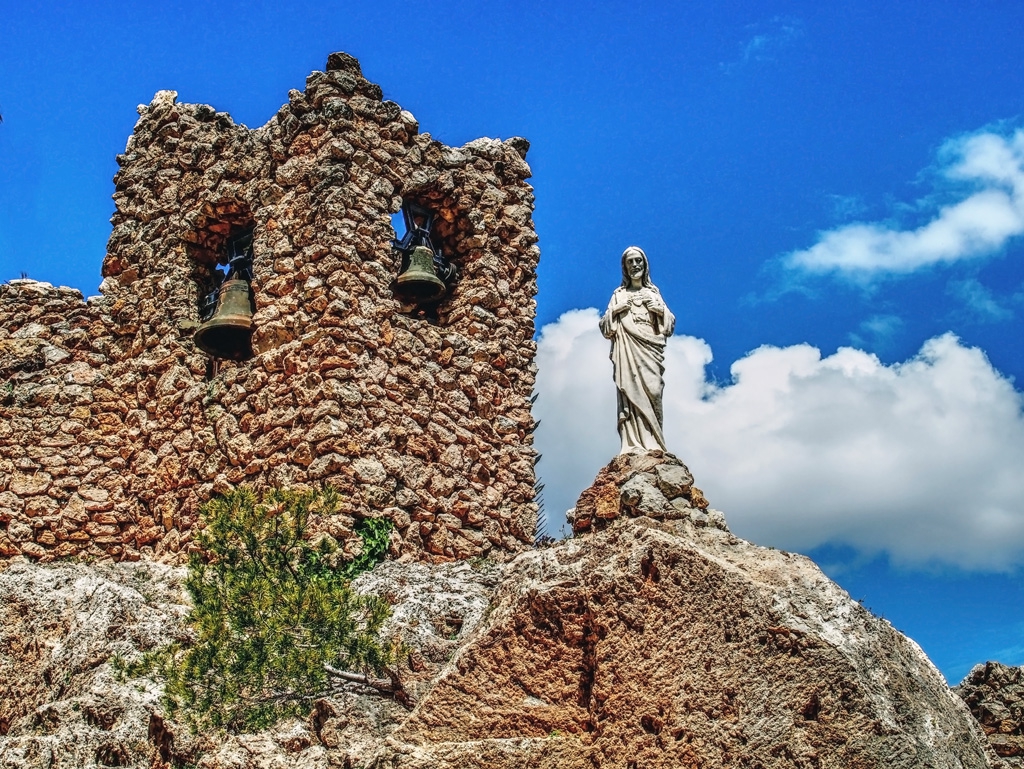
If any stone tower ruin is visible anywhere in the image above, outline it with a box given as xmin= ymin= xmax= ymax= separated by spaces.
xmin=0 ymin=52 xmax=540 ymax=563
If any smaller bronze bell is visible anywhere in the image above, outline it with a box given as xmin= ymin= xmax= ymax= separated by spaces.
xmin=194 ymin=278 xmax=255 ymax=360
xmin=395 ymin=245 xmax=447 ymax=302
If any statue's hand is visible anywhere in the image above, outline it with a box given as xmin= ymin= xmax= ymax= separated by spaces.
xmin=645 ymin=293 xmax=666 ymax=318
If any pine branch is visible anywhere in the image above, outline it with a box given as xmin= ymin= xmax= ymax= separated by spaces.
xmin=324 ymin=663 xmax=414 ymax=708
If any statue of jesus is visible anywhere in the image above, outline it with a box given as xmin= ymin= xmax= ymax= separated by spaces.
xmin=599 ymin=246 xmax=676 ymax=454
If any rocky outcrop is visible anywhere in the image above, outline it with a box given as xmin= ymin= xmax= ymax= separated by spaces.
xmin=568 ymin=450 xmax=720 ymax=534
xmin=386 ymin=455 xmax=993 ymax=768
xmin=958 ymin=662 xmax=1024 ymax=767
xmin=0 ymin=560 xmax=187 ymax=768
xmin=0 ymin=456 xmax=1000 ymax=768
xmin=0 ymin=556 xmax=505 ymax=769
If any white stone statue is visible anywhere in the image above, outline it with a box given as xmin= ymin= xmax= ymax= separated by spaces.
xmin=600 ymin=246 xmax=676 ymax=454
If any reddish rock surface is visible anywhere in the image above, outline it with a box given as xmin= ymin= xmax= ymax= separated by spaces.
xmin=958 ymin=662 xmax=1024 ymax=768
xmin=0 ymin=461 xmax=1002 ymax=768
xmin=569 ymin=450 xmax=722 ymax=535
xmin=392 ymin=459 xmax=994 ymax=768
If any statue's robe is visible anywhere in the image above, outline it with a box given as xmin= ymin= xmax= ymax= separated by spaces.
xmin=600 ymin=286 xmax=676 ymax=453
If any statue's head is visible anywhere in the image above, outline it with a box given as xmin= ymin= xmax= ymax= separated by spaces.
xmin=620 ymin=246 xmax=652 ymax=288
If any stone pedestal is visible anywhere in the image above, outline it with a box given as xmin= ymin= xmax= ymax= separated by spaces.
xmin=568 ymin=451 xmax=726 ymax=535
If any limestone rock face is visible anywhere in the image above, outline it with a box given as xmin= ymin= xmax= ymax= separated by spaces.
xmin=957 ymin=662 xmax=1024 ymax=767
xmin=0 ymin=560 xmax=187 ymax=768
xmin=387 ymin=459 xmax=993 ymax=768
xmin=0 ymin=557 xmax=504 ymax=769
xmin=0 ymin=458 xmax=1000 ymax=768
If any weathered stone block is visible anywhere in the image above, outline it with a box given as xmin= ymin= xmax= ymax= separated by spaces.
xmin=9 ymin=473 xmax=52 ymax=496
xmin=654 ymin=461 xmax=693 ymax=499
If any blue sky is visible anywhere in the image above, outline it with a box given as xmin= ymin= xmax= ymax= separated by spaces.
xmin=3 ymin=1 xmax=1024 ymax=683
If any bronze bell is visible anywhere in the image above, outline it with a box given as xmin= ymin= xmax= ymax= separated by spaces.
xmin=395 ymin=245 xmax=446 ymax=302
xmin=194 ymin=277 xmax=255 ymax=360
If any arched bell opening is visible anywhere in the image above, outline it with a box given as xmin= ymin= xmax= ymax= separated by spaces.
xmin=184 ymin=204 xmax=258 ymax=362
xmin=194 ymin=227 xmax=256 ymax=361
xmin=390 ymin=198 xmax=458 ymax=321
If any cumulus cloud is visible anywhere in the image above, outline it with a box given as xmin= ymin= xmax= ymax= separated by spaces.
xmin=720 ymin=17 xmax=804 ymax=74
xmin=827 ymin=193 xmax=869 ymax=222
xmin=785 ymin=128 xmax=1024 ymax=279
xmin=948 ymin=277 xmax=1014 ymax=322
xmin=534 ymin=309 xmax=1024 ymax=571
xmin=847 ymin=314 xmax=904 ymax=352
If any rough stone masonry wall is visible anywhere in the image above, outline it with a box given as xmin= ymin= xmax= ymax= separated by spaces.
xmin=0 ymin=52 xmax=540 ymax=564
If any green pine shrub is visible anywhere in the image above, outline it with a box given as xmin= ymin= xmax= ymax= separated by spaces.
xmin=128 ymin=486 xmax=397 ymax=733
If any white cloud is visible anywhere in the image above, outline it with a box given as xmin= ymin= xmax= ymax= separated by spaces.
xmin=847 ymin=314 xmax=903 ymax=351
xmin=827 ymin=193 xmax=869 ymax=222
xmin=532 ymin=309 xmax=619 ymax=536
xmin=535 ymin=310 xmax=1024 ymax=571
xmin=948 ymin=277 xmax=1014 ymax=322
xmin=720 ymin=17 xmax=804 ymax=74
xmin=785 ymin=128 xmax=1024 ymax=278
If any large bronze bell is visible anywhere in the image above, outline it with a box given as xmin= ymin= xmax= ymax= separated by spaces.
xmin=395 ymin=245 xmax=446 ymax=302
xmin=194 ymin=277 xmax=255 ymax=360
